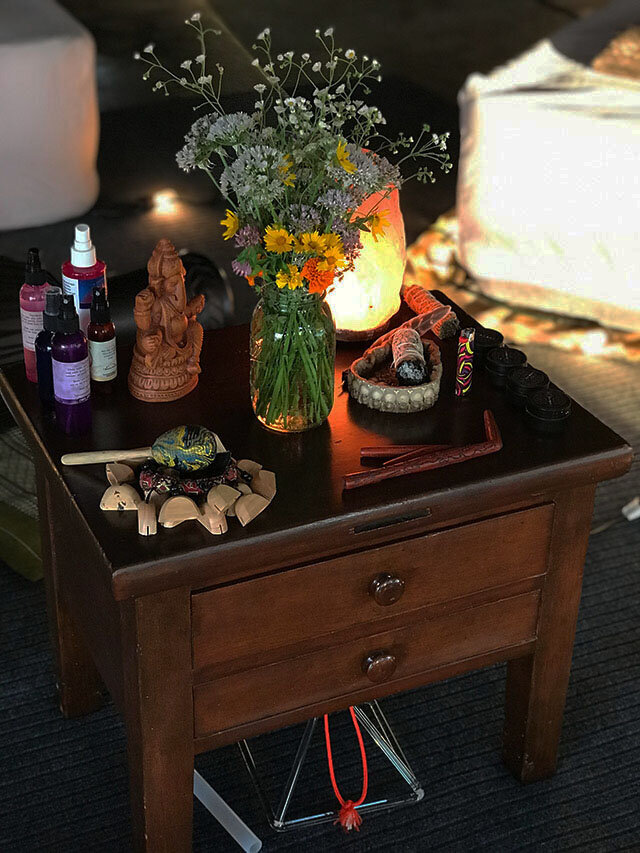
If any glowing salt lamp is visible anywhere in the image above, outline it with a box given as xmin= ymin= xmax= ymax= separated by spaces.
xmin=326 ymin=187 xmax=406 ymax=341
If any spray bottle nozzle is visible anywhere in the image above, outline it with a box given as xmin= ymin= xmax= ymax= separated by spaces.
xmin=90 ymin=287 xmax=111 ymax=325
xmin=70 ymin=223 xmax=97 ymax=267
xmin=24 ymin=248 xmax=46 ymax=285
xmin=57 ymin=294 xmax=80 ymax=334
xmin=75 ymin=224 xmax=91 ymax=246
xmin=43 ymin=287 xmax=62 ymax=332
xmin=26 ymin=248 xmax=41 ymax=272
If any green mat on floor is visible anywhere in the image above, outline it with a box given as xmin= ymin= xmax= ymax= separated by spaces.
xmin=0 ymin=501 xmax=41 ymax=581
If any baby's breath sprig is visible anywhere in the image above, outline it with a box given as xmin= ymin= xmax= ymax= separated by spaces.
xmin=134 ymin=13 xmax=224 ymax=111
xmin=135 ymin=16 xmax=452 ymax=269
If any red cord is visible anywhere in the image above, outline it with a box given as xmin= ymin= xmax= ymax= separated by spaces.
xmin=324 ymin=707 xmax=369 ymax=831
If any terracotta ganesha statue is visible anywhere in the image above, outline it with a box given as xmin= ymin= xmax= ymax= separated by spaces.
xmin=128 ymin=238 xmax=205 ymax=402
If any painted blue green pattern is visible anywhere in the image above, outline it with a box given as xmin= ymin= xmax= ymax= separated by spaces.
xmin=151 ymin=425 xmax=219 ymax=473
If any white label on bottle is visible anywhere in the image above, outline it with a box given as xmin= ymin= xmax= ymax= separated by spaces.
xmin=52 ymin=356 xmax=91 ymax=404
xmin=89 ymin=337 xmax=117 ymax=381
xmin=62 ymin=273 xmax=106 ymax=335
xmin=20 ymin=307 xmax=43 ymax=351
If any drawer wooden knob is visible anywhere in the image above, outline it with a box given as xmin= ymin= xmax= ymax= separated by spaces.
xmin=369 ymin=573 xmax=405 ymax=606
xmin=362 ymin=651 xmax=397 ymax=683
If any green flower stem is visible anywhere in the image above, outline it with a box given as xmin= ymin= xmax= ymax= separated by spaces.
xmin=251 ymin=290 xmax=335 ymax=431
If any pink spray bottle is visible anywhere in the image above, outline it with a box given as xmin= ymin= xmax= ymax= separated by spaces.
xmin=61 ymin=224 xmax=107 ymax=335
xmin=19 ymin=248 xmax=48 ymax=382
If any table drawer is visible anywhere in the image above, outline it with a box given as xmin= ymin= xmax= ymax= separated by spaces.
xmin=192 ymin=504 xmax=552 ymax=675
xmin=194 ymin=590 xmax=539 ymax=736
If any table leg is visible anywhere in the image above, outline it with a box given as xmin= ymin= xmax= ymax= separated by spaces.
xmin=503 ymin=484 xmax=595 ymax=782
xmin=36 ymin=470 xmax=103 ymax=717
xmin=121 ymin=587 xmax=193 ymax=852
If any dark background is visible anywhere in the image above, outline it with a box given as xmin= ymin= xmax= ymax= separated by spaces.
xmin=0 ymin=0 xmax=608 ymax=322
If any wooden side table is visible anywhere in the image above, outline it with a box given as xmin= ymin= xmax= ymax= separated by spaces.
xmin=1 ymin=295 xmax=631 ymax=852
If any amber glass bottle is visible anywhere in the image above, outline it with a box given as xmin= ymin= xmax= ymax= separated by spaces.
xmin=87 ymin=287 xmax=117 ymax=393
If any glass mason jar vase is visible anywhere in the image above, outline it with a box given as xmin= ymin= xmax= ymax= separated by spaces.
xmin=250 ymin=288 xmax=336 ymax=433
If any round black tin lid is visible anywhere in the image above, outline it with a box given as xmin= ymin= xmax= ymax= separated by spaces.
xmin=485 ymin=346 xmax=527 ymax=373
xmin=474 ymin=328 xmax=504 ymax=349
xmin=526 ymin=386 xmax=572 ymax=420
xmin=506 ymin=366 xmax=549 ymax=394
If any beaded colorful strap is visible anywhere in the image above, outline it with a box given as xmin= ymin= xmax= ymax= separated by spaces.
xmin=455 ymin=327 xmax=475 ymax=396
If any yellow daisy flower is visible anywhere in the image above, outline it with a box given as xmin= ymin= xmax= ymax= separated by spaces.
xmin=335 ymin=140 xmax=357 ymax=174
xmin=275 ymin=264 xmax=303 ymax=290
xmin=368 ymin=209 xmax=390 ymax=242
xmin=318 ymin=244 xmax=345 ymax=272
xmin=220 ymin=209 xmax=239 ymax=240
xmin=317 ymin=233 xmax=345 ymax=271
xmin=264 ymin=225 xmax=294 ymax=254
xmin=287 ymin=265 xmax=304 ymax=290
xmin=299 ymin=231 xmax=328 ymax=255
xmin=278 ymin=155 xmax=296 ymax=188
xmin=323 ymin=233 xmax=344 ymax=252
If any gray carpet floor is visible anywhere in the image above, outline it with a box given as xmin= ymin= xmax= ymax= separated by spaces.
xmin=1 ymin=343 xmax=638 ymax=851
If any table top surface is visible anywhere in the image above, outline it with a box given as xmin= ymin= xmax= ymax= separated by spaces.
xmin=1 ymin=293 xmax=631 ymax=597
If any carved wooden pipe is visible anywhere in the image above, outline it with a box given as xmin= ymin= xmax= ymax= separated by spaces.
xmin=360 ymin=443 xmax=452 ymax=462
xmin=344 ymin=410 xmax=502 ymax=491
xmin=383 ymin=445 xmax=456 ymax=467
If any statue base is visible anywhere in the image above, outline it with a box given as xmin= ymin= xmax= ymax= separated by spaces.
xmin=128 ymin=355 xmax=199 ymax=403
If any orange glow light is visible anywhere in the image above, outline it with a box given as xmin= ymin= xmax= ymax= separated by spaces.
xmin=152 ymin=188 xmax=179 ymax=216
xmin=326 ymin=187 xmax=406 ymax=338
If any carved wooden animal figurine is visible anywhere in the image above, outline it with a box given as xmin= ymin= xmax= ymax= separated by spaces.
xmin=207 ymin=464 xmax=277 ymax=524
xmin=235 ymin=494 xmax=270 ymax=527
xmin=250 ymin=469 xmax=276 ymax=501
xmin=199 ymin=503 xmax=228 ymax=535
xmin=128 ymin=238 xmax=205 ymax=402
xmin=100 ymin=484 xmax=140 ymax=511
xmin=207 ymin=484 xmax=241 ymax=514
xmin=136 ymin=502 xmax=157 ymax=536
xmin=99 ymin=484 xmax=158 ymax=536
xmin=105 ymin=463 xmax=135 ymax=485
xmin=158 ymin=496 xmax=201 ymax=528
xmin=159 ymin=495 xmax=227 ymax=535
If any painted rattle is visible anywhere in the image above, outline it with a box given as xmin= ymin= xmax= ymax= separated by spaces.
xmin=61 ymin=424 xmax=224 ymax=473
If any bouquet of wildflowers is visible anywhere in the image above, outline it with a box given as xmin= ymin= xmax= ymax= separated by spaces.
xmin=136 ymin=16 xmax=451 ymax=296
xmin=136 ymin=16 xmax=451 ymax=431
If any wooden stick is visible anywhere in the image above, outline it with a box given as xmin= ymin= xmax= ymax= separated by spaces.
xmin=344 ymin=410 xmax=502 ymax=491
xmin=62 ymin=447 xmax=152 ymax=466
xmin=360 ymin=443 xmax=452 ymax=461
xmin=382 ymin=445 xmax=454 ymax=466
xmin=385 ymin=415 xmax=501 ymax=466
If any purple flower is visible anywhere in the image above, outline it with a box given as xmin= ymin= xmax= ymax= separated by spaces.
xmin=232 ymin=258 xmax=252 ymax=276
xmin=333 ymin=221 xmax=362 ymax=260
xmin=287 ymin=203 xmax=321 ymax=233
xmin=234 ymin=224 xmax=261 ymax=248
xmin=317 ymin=188 xmax=355 ymax=215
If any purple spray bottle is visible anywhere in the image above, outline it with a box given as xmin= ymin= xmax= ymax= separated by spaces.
xmin=51 ymin=294 xmax=92 ymax=435
xmin=34 ymin=286 xmax=62 ymax=408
